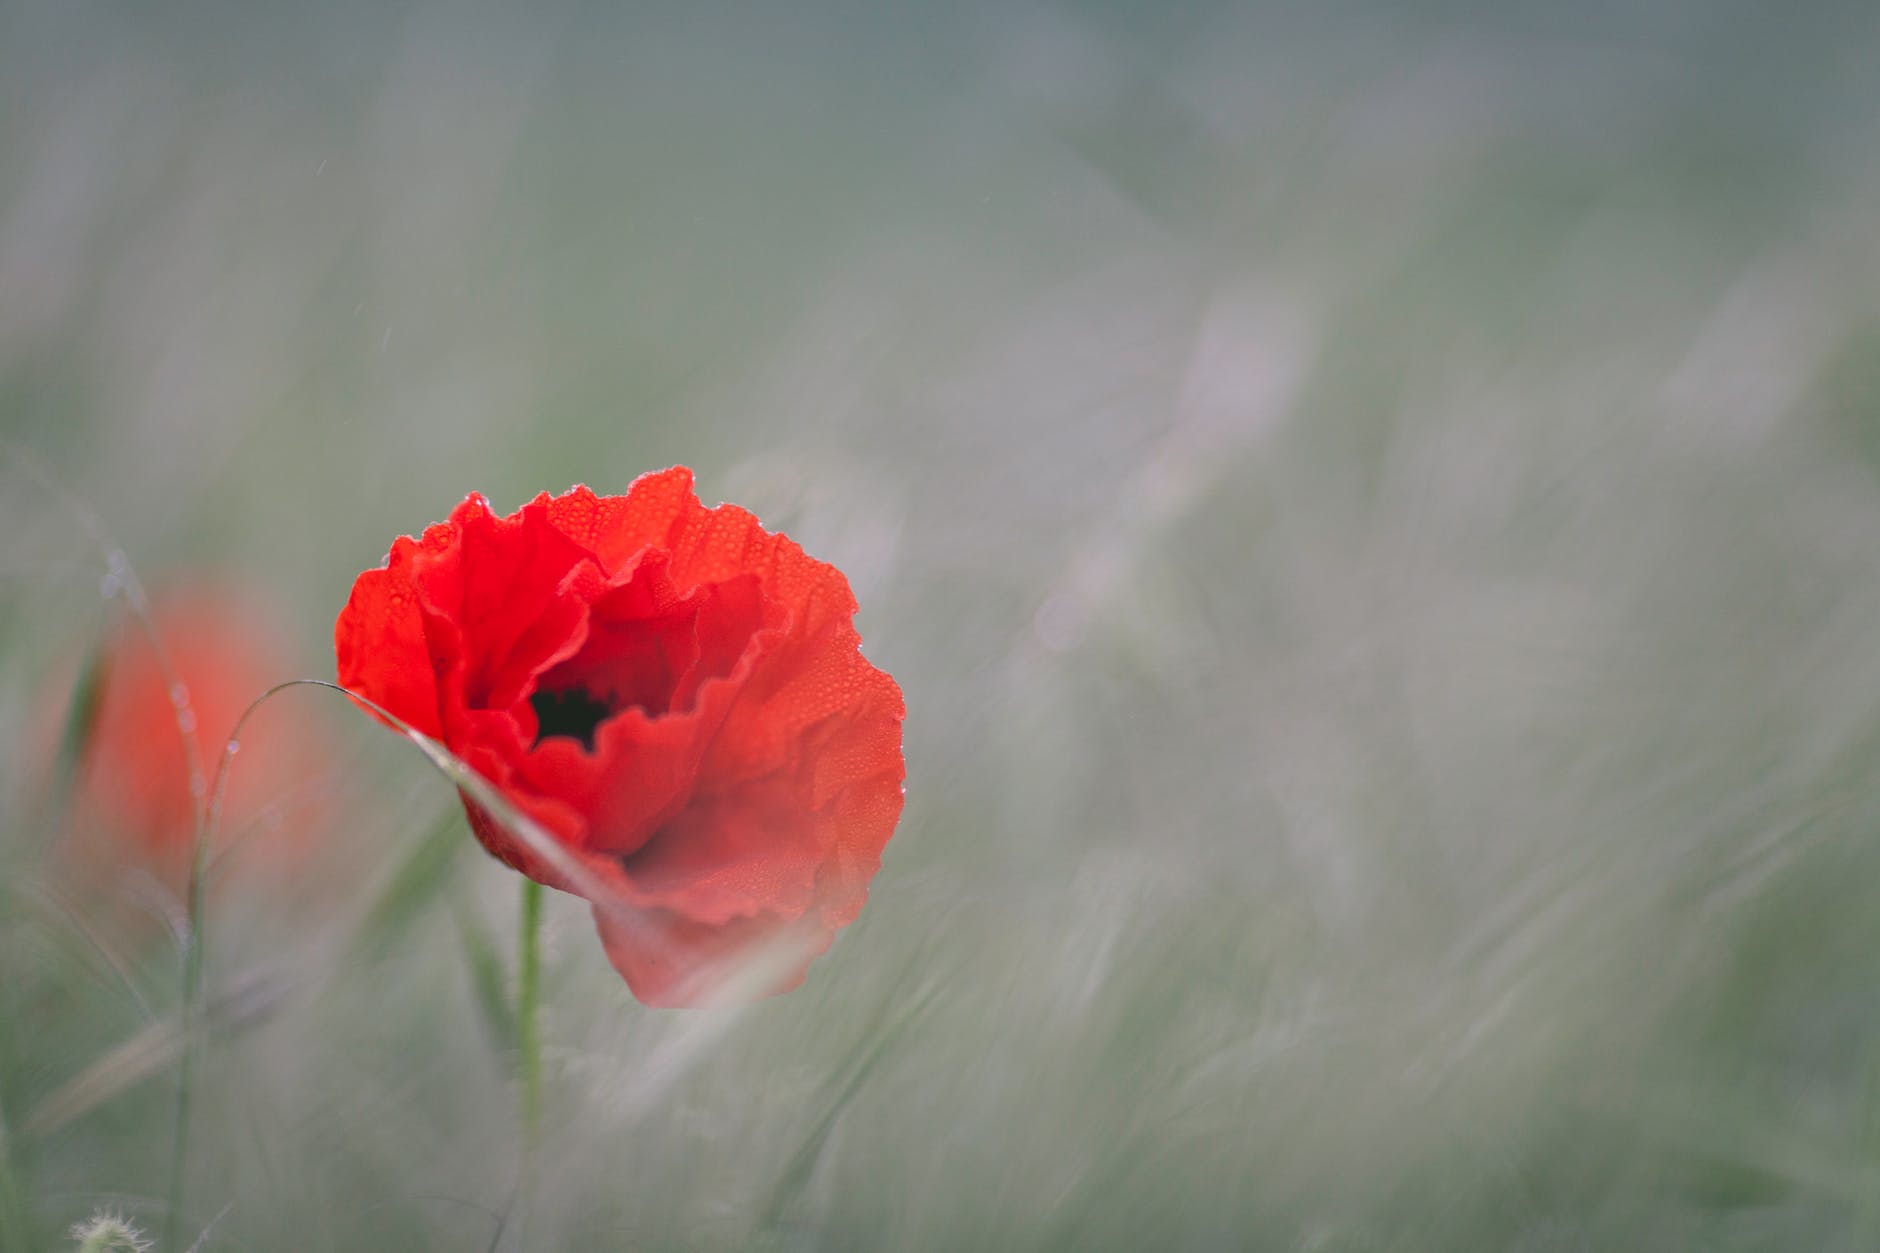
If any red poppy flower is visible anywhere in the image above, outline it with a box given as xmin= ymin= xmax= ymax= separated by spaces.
xmin=335 ymin=467 xmax=906 ymax=1007
xmin=49 ymin=587 xmax=331 ymax=895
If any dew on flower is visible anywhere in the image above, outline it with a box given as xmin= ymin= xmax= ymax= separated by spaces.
xmin=336 ymin=469 xmax=906 ymax=1007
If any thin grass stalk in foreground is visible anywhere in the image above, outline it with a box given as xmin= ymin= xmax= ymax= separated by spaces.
xmin=162 ymin=779 xmax=215 ymax=1253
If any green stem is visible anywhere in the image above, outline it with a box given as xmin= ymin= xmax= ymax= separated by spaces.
xmin=159 ymin=678 xmax=313 ymax=1253
xmin=161 ymin=820 xmax=212 ymax=1253
xmin=517 ymin=877 xmax=545 ymax=1143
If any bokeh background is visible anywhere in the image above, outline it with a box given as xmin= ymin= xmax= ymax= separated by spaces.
xmin=6 ymin=0 xmax=1880 ymax=1248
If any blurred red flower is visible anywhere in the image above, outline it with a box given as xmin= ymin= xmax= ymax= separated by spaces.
xmin=54 ymin=588 xmax=328 ymax=895
xmin=334 ymin=467 xmax=905 ymax=1007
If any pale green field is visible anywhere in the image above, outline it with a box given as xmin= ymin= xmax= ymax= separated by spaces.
xmin=6 ymin=1 xmax=1880 ymax=1249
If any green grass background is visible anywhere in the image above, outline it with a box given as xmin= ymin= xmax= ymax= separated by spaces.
xmin=5 ymin=0 xmax=1880 ymax=1248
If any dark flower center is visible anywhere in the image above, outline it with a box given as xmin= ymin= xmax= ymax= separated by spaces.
xmin=522 ymin=567 xmax=769 ymax=754
xmin=529 ymin=686 xmax=612 ymax=751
